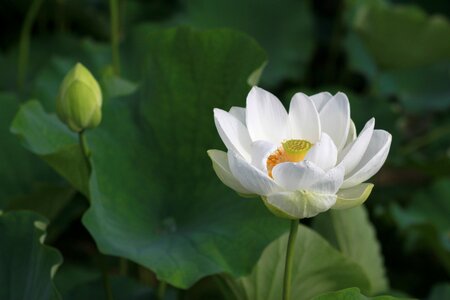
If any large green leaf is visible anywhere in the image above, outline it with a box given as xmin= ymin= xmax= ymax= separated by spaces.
xmin=12 ymin=26 xmax=288 ymax=289
xmin=11 ymin=101 xmax=89 ymax=195
xmin=352 ymin=1 xmax=450 ymax=69
xmin=0 ymin=210 xmax=63 ymax=300
xmin=232 ymin=224 xmax=371 ymax=300
xmin=345 ymin=1 xmax=450 ymax=112
xmin=6 ymin=184 xmax=79 ymax=242
xmin=375 ymin=62 xmax=450 ymax=112
xmin=313 ymin=206 xmax=389 ymax=294
xmin=7 ymin=184 xmax=75 ymax=221
xmin=0 ymin=93 xmax=57 ymax=209
xmin=312 ymin=287 xmax=408 ymax=300
xmin=181 ymin=0 xmax=315 ymax=85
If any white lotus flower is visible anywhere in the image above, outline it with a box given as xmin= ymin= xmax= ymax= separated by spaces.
xmin=208 ymin=87 xmax=392 ymax=219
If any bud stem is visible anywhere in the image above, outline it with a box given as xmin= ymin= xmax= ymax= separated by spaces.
xmin=283 ymin=219 xmax=299 ymax=300
xmin=78 ymin=131 xmax=91 ymax=173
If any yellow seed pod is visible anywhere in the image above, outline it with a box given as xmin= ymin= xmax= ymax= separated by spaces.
xmin=282 ymin=139 xmax=312 ymax=162
xmin=56 ymin=63 xmax=102 ymax=132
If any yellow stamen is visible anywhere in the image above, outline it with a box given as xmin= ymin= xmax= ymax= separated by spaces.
xmin=266 ymin=139 xmax=312 ymax=178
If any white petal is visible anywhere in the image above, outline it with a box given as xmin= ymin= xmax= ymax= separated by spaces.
xmin=228 ymin=150 xmax=280 ymax=195
xmin=309 ymin=165 xmax=345 ymax=194
xmin=344 ymin=120 xmax=357 ymax=148
xmin=338 ymin=118 xmax=375 ymax=175
xmin=288 ymin=93 xmax=321 ymax=143
xmin=342 ymin=130 xmax=392 ymax=188
xmin=305 ymin=133 xmax=337 ymax=171
xmin=229 ymin=106 xmax=246 ymax=124
xmin=271 ymin=161 xmax=325 ymax=191
xmin=332 ymin=183 xmax=374 ymax=210
xmin=214 ymin=108 xmax=252 ymax=161
xmin=246 ymin=86 xmax=288 ymax=144
xmin=264 ymin=190 xmax=336 ymax=219
xmin=310 ymin=92 xmax=333 ymax=111
xmin=337 ymin=120 xmax=357 ymax=160
xmin=207 ymin=150 xmax=252 ymax=195
xmin=250 ymin=140 xmax=277 ymax=173
xmin=318 ymin=92 xmax=350 ymax=151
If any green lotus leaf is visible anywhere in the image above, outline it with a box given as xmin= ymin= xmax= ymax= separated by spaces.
xmin=313 ymin=206 xmax=389 ymax=295
xmin=0 ymin=210 xmax=63 ymax=300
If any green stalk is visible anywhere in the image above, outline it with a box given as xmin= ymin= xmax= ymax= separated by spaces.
xmin=109 ymin=0 xmax=121 ymax=75
xmin=96 ymin=253 xmax=114 ymax=300
xmin=282 ymin=220 xmax=299 ymax=300
xmin=56 ymin=0 xmax=66 ymax=32
xmin=18 ymin=0 xmax=45 ymax=91
xmin=78 ymin=131 xmax=91 ymax=173
xmin=119 ymin=257 xmax=129 ymax=275
xmin=102 ymin=271 xmax=114 ymax=300
xmin=157 ymin=281 xmax=167 ymax=300
xmin=138 ymin=266 xmax=153 ymax=285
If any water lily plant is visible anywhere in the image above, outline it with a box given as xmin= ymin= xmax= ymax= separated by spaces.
xmin=208 ymin=86 xmax=392 ymax=300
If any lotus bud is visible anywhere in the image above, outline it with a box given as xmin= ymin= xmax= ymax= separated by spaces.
xmin=56 ymin=63 xmax=102 ymax=132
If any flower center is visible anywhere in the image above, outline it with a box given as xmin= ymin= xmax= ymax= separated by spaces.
xmin=266 ymin=139 xmax=312 ymax=177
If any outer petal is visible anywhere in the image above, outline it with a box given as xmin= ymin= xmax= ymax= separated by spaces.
xmin=250 ymin=140 xmax=277 ymax=173
xmin=342 ymin=130 xmax=392 ymax=188
xmin=338 ymin=118 xmax=375 ymax=175
xmin=304 ymin=133 xmax=337 ymax=171
xmin=214 ymin=108 xmax=252 ymax=161
xmin=246 ymin=86 xmax=288 ymax=144
xmin=310 ymin=92 xmax=333 ymax=111
xmin=229 ymin=106 xmax=246 ymax=124
xmin=263 ymin=190 xmax=337 ymax=219
xmin=228 ymin=150 xmax=280 ymax=195
xmin=332 ymin=183 xmax=374 ymax=210
xmin=318 ymin=92 xmax=350 ymax=151
xmin=288 ymin=93 xmax=321 ymax=143
xmin=271 ymin=161 xmax=325 ymax=192
xmin=309 ymin=165 xmax=345 ymax=194
xmin=207 ymin=150 xmax=253 ymax=195
xmin=344 ymin=120 xmax=357 ymax=148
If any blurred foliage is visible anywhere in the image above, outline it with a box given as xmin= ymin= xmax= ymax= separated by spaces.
xmin=0 ymin=0 xmax=449 ymax=299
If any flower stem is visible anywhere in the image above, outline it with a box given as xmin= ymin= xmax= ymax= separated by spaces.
xmin=109 ymin=0 xmax=121 ymax=75
xmin=283 ymin=220 xmax=299 ymax=300
xmin=18 ymin=0 xmax=45 ymax=91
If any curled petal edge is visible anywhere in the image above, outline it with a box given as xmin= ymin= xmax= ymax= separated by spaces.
xmin=332 ymin=183 xmax=374 ymax=210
